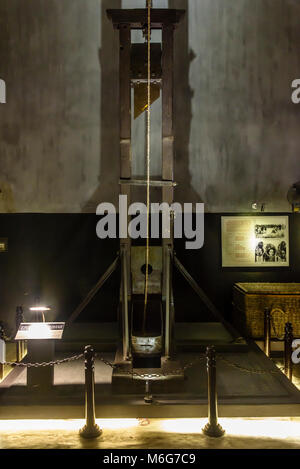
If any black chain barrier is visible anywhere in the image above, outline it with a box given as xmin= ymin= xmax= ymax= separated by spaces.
xmin=0 ymin=342 xmax=292 ymax=441
xmin=1 ymin=354 xmax=84 ymax=368
xmin=0 ymin=350 xmax=285 ymax=376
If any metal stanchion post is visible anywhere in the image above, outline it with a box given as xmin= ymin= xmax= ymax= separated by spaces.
xmin=264 ymin=308 xmax=271 ymax=357
xmin=79 ymin=345 xmax=102 ymax=439
xmin=16 ymin=306 xmax=24 ymax=362
xmin=202 ymin=346 xmax=225 ymax=438
xmin=144 ymin=379 xmax=153 ymax=404
xmin=284 ymin=322 xmax=293 ymax=381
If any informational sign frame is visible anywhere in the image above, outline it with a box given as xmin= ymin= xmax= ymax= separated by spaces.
xmin=15 ymin=322 xmax=65 ymax=340
xmin=221 ymin=216 xmax=289 ymax=267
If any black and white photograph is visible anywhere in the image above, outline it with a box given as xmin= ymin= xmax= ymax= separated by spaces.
xmin=255 ymin=240 xmax=287 ymax=264
xmin=255 ymin=224 xmax=286 ymax=239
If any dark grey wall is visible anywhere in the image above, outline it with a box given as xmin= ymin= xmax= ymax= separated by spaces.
xmin=0 ymin=0 xmax=299 ymax=213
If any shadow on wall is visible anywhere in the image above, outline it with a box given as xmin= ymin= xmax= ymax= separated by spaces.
xmin=169 ymin=0 xmax=202 ymax=206
xmin=83 ymin=0 xmax=121 ymax=212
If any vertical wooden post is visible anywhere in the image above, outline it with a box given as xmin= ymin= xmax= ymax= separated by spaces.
xmin=162 ymin=23 xmax=174 ymax=207
xmin=119 ymin=24 xmax=132 ymax=360
xmin=119 ymin=24 xmax=131 ymax=182
xmin=162 ymin=24 xmax=174 ymax=358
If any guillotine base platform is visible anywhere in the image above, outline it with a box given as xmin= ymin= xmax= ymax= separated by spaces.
xmin=112 ymin=349 xmax=185 ymax=394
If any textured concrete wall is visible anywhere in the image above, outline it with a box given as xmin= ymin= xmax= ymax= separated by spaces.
xmin=0 ymin=0 xmax=299 ymax=213
xmin=187 ymin=0 xmax=300 ymax=212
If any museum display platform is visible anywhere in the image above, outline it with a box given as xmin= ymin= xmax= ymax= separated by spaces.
xmin=56 ymin=322 xmax=248 ymax=353
xmin=1 ymin=322 xmax=300 ymax=420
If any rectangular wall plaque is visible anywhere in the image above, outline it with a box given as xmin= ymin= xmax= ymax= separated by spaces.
xmin=15 ymin=322 xmax=65 ymax=340
xmin=221 ymin=216 xmax=289 ymax=267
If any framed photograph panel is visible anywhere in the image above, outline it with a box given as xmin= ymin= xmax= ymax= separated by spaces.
xmin=221 ymin=216 xmax=289 ymax=267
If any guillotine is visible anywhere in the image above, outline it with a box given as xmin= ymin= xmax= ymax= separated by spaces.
xmin=106 ymin=5 xmax=186 ymax=385
xmin=66 ymin=3 xmax=243 ymax=389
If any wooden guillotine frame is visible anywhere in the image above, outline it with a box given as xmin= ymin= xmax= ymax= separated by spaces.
xmin=106 ymin=6 xmax=186 ymax=383
xmin=66 ymin=4 xmax=242 ymax=387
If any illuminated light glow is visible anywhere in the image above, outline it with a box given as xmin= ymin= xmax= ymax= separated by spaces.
xmin=249 ymin=234 xmax=257 ymax=251
xmin=97 ymin=419 xmax=139 ymax=430
xmin=0 ymin=418 xmax=300 ymax=440
xmin=160 ymin=418 xmax=207 ymax=434
xmin=30 ymin=306 xmax=51 ymax=312
xmin=160 ymin=418 xmax=300 ymax=439
xmin=27 ymin=323 xmax=52 ymax=339
xmin=219 ymin=418 xmax=300 ymax=439
xmin=0 ymin=419 xmax=139 ymax=432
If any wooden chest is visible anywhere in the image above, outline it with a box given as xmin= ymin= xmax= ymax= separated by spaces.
xmin=232 ymin=283 xmax=300 ymax=339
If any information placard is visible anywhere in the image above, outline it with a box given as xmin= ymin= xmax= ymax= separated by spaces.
xmin=15 ymin=322 xmax=65 ymax=340
xmin=221 ymin=216 xmax=289 ymax=267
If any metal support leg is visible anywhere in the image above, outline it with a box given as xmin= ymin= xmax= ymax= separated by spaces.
xmin=66 ymin=256 xmax=119 ymax=326
xmin=121 ymin=247 xmax=130 ymax=361
xmin=202 ymin=346 xmax=225 ymax=438
xmin=164 ymin=246 xmax=171 ymax=358
xmin=16 ymin=306 xmax=24 ymax=362
xmin=79 ymin=345 xmax=102 ymax=439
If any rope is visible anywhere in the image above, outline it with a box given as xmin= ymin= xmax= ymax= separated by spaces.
xmin=143 ymin=0 xmax=152 ymax=333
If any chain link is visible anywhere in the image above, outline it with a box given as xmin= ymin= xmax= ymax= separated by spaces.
xmin=95 ymin=354 xmax=117 ymax=370
xmin=1 ymin=353 xmax=84 ymax=368
xmin=0 ymin=349 xmax=285 ymax=377
xmin=95 ymin=353 xmax=282 ymax=377
xmin=93 ymin=353 xmax=206 ymax=379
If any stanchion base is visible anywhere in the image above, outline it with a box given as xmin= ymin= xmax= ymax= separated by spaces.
xmin=202 ymin=422 xmax=225 ymax=438
xmin=144 ymin=395 xmax=153 ymax=404
xmin=79 ymin=424 xmax=102 ymax=439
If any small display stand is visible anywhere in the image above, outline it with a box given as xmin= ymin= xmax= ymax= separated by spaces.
xmin=15 ymin=322 xmax=65 ymax=392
